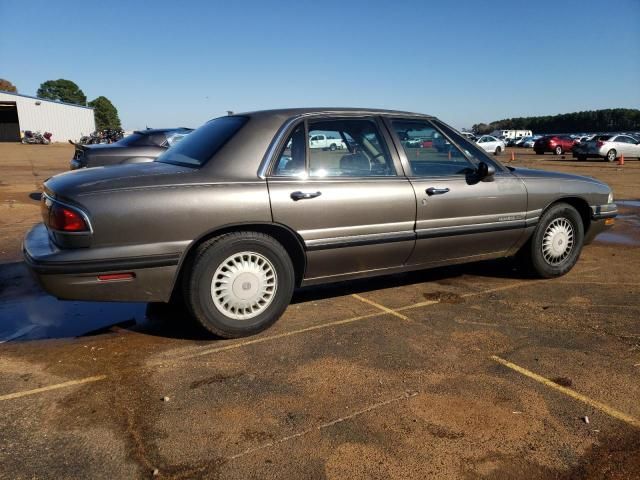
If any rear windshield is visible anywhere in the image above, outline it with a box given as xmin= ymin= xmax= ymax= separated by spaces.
xmin=117 ymin=133 xmax=147 ymax=146
xmin=118 ymin=132 xmax=168 ymax=147
xmin=156 ymin=116 xmax=248 ymax=167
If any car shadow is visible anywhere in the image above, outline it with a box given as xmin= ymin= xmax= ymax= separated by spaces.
xmin=28 ymin=192 xmax=42 ymax=201
xmin=0 ymin=257 xmax=533 ymax=344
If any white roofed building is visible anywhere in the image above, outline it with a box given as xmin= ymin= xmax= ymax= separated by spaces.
xmin=0 ymin=91 xmax=95 ymax=143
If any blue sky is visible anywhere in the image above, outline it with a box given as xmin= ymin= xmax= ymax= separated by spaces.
xmin=1 ymin=0 xmax=638 ymax=130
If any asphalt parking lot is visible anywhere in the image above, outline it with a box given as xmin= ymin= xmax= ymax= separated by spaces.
xmin=1 ymin=144 xmax=639 ymax=479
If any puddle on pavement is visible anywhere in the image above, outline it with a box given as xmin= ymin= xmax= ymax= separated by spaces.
xmin=0 ymin=296 xmax=148 ymax=342
xmin=595 ymin=199 xmax=640 ymax=247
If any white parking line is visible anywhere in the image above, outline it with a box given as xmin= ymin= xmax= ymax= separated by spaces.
xmin=228 ymin=391 xmax=418 ymax=460
xmin=0 ymin=375 xmax=107 ymax=402
xmin=155 ymin=280 xmax=535 ymax=365
xmin=491 ymin=355 xmax=640 ymax=428
xmin=351 ymin=294 xmax=411 ymax=321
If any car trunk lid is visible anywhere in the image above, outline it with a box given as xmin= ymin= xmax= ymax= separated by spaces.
xmin=44 ymin=162 xmax=194 ymax=201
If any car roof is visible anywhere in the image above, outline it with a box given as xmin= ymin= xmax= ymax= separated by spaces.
xmin=237 ymin=107 xmax=434 ymax=119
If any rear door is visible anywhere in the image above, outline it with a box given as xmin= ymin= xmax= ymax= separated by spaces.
xmin=385 ymin=118 xmax=528 ymax=266
xmin=267 ymin=116 xmax=416 ymax=282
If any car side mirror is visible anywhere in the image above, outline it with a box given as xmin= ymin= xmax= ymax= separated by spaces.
xmin=477 ymin=161 xmax=495 ymax=179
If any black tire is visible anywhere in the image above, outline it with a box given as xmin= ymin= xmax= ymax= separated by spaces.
xmin=554 ymin=146 xmax=563 ymax=155
xmin=494 ymin=146 xmax=502 ymax=155
xmin=183 ymin=232 xmax=295 ymax=338
xmin=330 ymin=143 xmax=337 ymax=151
xmin=606 ymin=149 xmax=617 ymax=162
xmin=535 ymin=151 xmax=544 ymax=155
xmin=525 ymin=203 xmax=584 ymax=278
xmin=577 ymin=155 xmax=587 ymax=161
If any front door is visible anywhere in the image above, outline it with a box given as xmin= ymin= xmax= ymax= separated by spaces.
xmin=386 ymin=118 xmax=528 ymax=266
xmin=267 ymin=116 xmax=416 ymax=282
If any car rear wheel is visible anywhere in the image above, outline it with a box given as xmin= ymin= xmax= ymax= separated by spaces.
xmin=494 ymin=146 xmax=501 ymax=155
xmin=554 ymin=146 xmax=563 ymax=155
xmin=577 ymin=155 xmax=587 ymax=161
xmin=526 ymin=203 xmax=584 ymax=278
xmin=184 ymin=232 xmax=295 ymax=338
xmin=606 ymin=149 xmax=617 ymax=162
xmin=330 ymin=143 xmax=337 ymax=151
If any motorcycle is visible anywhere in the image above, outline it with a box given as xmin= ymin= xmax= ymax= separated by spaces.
xmin=22 ymin=131 xmax=53 ymax=145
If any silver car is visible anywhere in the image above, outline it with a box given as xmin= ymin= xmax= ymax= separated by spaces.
xmin=573 ymin=134 xmax=640 ymax=161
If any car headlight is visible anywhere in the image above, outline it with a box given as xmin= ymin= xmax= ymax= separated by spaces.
xmin=608 ymin=192 xmax=614 ymax=204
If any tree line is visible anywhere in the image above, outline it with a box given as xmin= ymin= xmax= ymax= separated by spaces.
xmin=0 ymin=77 xmax=121 ymax=131
xmin=472 ymin=109 xmax=640 ymax=135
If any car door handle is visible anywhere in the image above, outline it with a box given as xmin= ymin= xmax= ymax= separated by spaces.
xmin=290 ymin=191 xmax=322 ymax=201
xmin=426 ymin=187 xmax=450 ymax=196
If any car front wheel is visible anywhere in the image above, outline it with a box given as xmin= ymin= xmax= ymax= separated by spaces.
xmin=606 ymin=149 xmax=617 ymax=162
xmin=526 ymin=203 xmax=584 ymax=278
xmin=554 ymin=146 xmax=563 ymax=155
xmin=494 ymin=146 xmax=502 ymax=155
xmin=184 ymin=232 xmax=295 ymax=338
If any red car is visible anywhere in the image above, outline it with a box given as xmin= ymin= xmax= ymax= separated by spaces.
xmin=534 ymin=135 xmax=576 ymax=155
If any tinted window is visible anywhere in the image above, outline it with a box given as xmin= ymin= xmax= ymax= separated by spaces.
xmin=164 ymin=131 xmax=190 ymax=147
xmin=156 ymin=117 xmax=247 ymax=167
xmin=117 ymin=133 xmax=146 ymax=146
xmin=392 ymin=120 xmax=476 ymax=177
xmin=307 ymin=119 xmax=395 ymax=177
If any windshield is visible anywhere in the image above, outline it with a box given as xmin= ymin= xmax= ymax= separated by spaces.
xmin=156 ymin=116 xmax=248 ymax=167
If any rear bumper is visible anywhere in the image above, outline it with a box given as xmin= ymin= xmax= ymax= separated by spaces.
xmin=23 ymin=223 xmax=180 ymax=302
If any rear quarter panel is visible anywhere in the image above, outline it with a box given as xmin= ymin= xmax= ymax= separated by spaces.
xmin=76 ymin=182 xmax=272 ymax=251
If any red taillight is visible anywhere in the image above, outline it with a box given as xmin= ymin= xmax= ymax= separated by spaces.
xmin=596 ymin=141 xmax=604 ymax=148
xmin=49 ymin=204 xmax=89 ymax=232
xmin=97 ymin=273 xmax=135 ymax=282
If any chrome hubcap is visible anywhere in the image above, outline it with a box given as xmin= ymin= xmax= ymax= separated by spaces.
xmin=542 ymin=218 xmax=574 ymax=265
xmin=211 ymin=251 xmax=277 ymax=320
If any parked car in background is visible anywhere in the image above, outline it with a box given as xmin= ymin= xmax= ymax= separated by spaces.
xmin=476 ymin=135 xmax=506 ymax=155
xmin=70 ymin=128 xmax=193 ymax=169
xmin=25 ymin=108 xmax=616 ymax=338
xmin=308 ymin=133 xmax=346 ymax=151
xmin=534 ymin=135 xmax=576 ymax=155
xmin=459 ymin=132 xmax=477 ymax=142
xmin=573 ymin=135 xmax=591 ymax=145
xmin=572 ymin=134 xmax=640 ymax=161
xmin=521 ymin=135 xmax=542 ymax=148
xmin=507 ymin=136 xmax=523 ymax=147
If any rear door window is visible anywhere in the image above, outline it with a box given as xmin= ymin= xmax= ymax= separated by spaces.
xmin=307 ymin=118 xmax=396 ymax=177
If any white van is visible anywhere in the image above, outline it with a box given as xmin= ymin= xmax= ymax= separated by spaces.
xmin=491 ymin=129 xmax=532 ymax=140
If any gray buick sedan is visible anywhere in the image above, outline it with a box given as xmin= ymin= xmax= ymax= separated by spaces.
xmin=24 ymin=108 xmax=617 ymax=338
